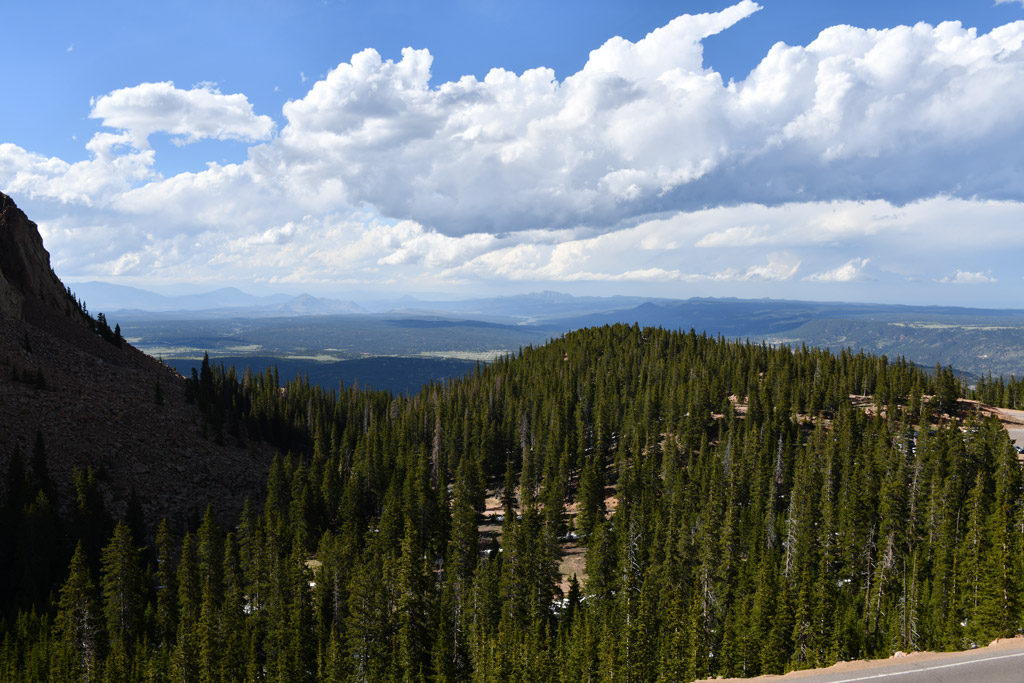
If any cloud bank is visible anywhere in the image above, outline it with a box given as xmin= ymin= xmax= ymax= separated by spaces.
xmin=1 ymin=2 xmax=1023 ymax=303
xmin=267 ymin=3 xmax=1024 ymax=234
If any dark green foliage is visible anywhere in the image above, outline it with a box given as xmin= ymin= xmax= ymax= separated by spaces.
xmin=974 ymin=372 xmax=1024 ymax=410
xmin=0 ymin=437 xmax=61 ymax=621
xmin=154 ymin=519 xmax=178 ymax=646
xmin=100 ymin=522 xmax=146 ymax=647
xmin=91 ymin=311 xmax=124 ymax=348
xmin=185 ymin=354 xmax=322 ymax=451
xmin=71 ymin=466 xmax=113 ymax=578
xmin=169 ymin=354 xmax=482 ymax=397
xmin=4 ymin=324 xmax=1024 ymax=681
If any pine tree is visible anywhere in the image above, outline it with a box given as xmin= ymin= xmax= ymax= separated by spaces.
xmin=218 ymin=532 xmax=247 ymax=681
xmin=17 ymin=489 xmax=60 ymax=613
xmin=155 ymin=518 xmax=179 ymax=648
xmin=397 ymin=519 xmax=432 ymax=681
xmin=52 ymin=543 xmax=104 ymax=681
xmin=100 ymin=522 xmax=146 ymax=650
xmin=345 ymin=543 xmax=393 ymax=682
xmin=443 ymin=456 xmax=478 ymax=677
xmin=72 ymin=466 xmax=113 ymax=577
xmin=173 ymin=533 xmax=201 ymax=683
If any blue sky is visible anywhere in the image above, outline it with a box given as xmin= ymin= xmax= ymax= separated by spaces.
xmin=2 ymin=1 xmax=1024 ymax=306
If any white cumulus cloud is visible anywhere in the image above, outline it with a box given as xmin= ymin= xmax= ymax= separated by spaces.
xmin=89 ymin=81 xmax=274 ymax=149
xmin=805 ymin=257 xmax=870 ymax=282
xmin=260 ymin=5 xmax=1024 ymax=235
xmin=0 ymin=142 xmax=154 ymax=206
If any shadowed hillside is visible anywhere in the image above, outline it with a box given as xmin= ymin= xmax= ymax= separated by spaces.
xmin=0 ymin=192 xmax=275 ymax=527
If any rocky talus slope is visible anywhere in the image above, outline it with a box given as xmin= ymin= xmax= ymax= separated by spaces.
xmin=0 ymin=192 xmax=273 ymax=527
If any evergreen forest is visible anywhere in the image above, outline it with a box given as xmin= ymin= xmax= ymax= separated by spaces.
xmin=3 ymin=323 xmax=1024 ymax=681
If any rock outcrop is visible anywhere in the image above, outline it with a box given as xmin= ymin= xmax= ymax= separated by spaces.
xmin=0 ymin=193 xmax=77 ymax=320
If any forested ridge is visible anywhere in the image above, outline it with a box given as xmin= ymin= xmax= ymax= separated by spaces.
xmin=3 ymin=323 xmax=1024 ymax=682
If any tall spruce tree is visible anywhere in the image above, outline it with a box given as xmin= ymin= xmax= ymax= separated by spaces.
xmin=52 ymin=543 xmax=104 ymax=681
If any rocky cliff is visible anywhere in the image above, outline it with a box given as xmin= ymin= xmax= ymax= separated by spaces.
xmin=0 ymin=193 xmax=77 ymax=320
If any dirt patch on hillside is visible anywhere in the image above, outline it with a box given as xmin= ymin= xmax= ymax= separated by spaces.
xmin=557 ymin=544 xmax=586 ymax=593
xmin=478 ymin=481 xmax=598 ymax=595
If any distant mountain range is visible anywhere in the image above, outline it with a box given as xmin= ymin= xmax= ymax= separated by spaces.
xmin=70 ymin=282 xmax=1024 ymax=379
xmin=67 ymin=281 xmax=655 ymax=322
xmin=388 ymin=291 xmax=662 ymax=323
xmin=65 ymin=280 xmax=364 ymax=317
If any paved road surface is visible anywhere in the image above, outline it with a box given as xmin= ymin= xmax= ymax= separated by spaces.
xmin=700 ymin=638 xmax=1024 ymax=683
xmin=794 ymin=649 xmax=1024 ymax=682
